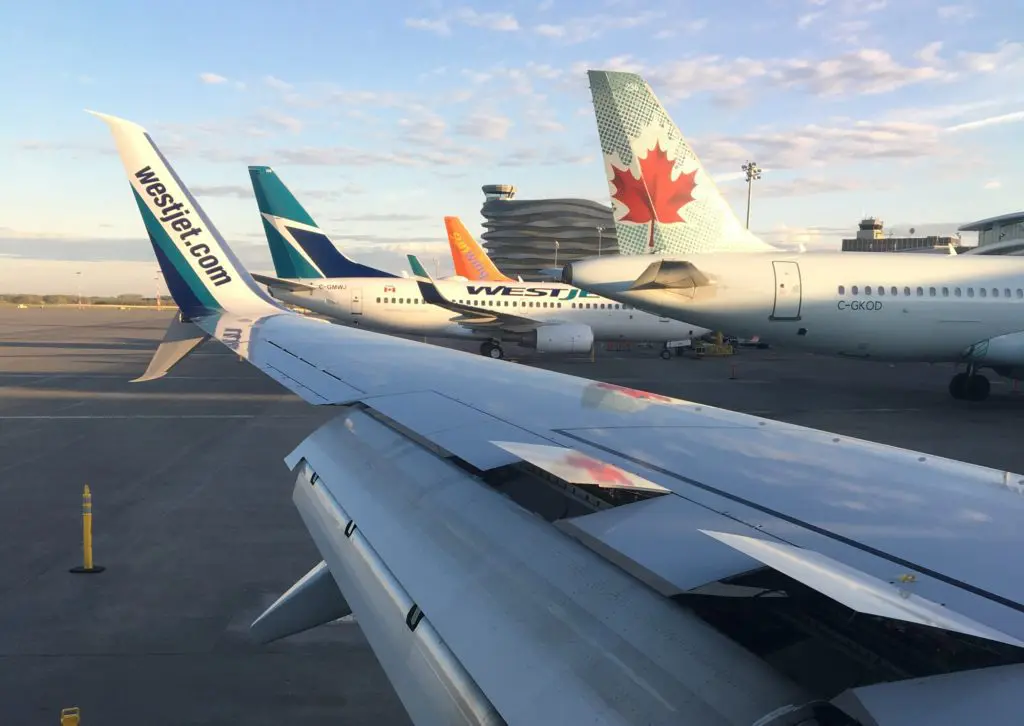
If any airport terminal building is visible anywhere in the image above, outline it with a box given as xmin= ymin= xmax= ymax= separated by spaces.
xmin=959 ymin=211 xmax=1024 ymax=255
xmin=479 ymin=184 xmax=616 ymax=280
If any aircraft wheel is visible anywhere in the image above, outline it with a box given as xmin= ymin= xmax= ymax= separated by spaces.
xmin=660 ymin=349 xmax=672 ymax=360
xmin=488 ymin=344 xmax=504 ymax=360
xmin=948 ymin=372 xmax=968 ymax=399
xmin=965 ymin=374 xmax=991 ymax=401
xmin=480 ymin=341 xmax=493 ymax=356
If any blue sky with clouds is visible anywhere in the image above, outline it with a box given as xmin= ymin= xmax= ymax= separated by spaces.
xmin=1 ymin=0 xmax=1022 ymax=294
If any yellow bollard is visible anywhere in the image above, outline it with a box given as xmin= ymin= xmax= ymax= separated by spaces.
xmin=70 ymin=485 xmax=105 ymax=574
xmin=60 ymin=706 xmax=80 ymax=725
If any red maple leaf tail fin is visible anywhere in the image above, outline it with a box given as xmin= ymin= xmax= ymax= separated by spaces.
xmin=589 ymin=69 xmax=776 ymax=254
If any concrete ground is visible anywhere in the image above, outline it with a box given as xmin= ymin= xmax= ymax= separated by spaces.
xmin=2 ymin=306 xmax=1023 ymax=725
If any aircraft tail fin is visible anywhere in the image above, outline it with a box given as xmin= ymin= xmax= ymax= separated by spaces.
xmin=444 ymin=216 xmax=512 ymax=282
xmin=248 ymin=166 xmax=397 ymax=279
xmin=89 ymin=112 xmax=279 ymax=321
xmin=587 ymin=70 xmax=775 ymax=255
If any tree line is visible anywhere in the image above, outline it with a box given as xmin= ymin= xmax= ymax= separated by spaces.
xmin=0 ymin=294 xmax=165 ymax=306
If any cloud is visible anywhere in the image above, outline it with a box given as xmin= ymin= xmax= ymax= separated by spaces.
xmin=533 ymin=11 xmax=661 ymax=43
xmin=937 ymin=4 xmax=975 ymax=21
xmin=725 ymin=176 xmax=872 ymax=198
xmin=257 ymin=110 xmax=304 ymax=134
xmin=945 ymin=110 xmax=1024 ymax=132
xmin=199 ymin=72 xmax=228 ymax=85
xmin=333 ymin=213 xmax=434 ymax=223
xmin=263 ymin=75 xmax=293 ymax=91
xmin=770 ymin=47 xmax=948 ymax=96
xmin=497 ymin=146 xmax=593 ymax=167
xmin=699 ymin=120 xmax=943 ymax=170
xmin=191 ymin=185 xmax=252 ymax=199
xmin=454 ymin=7 xmax=519 ymax=31
xmin=959 ymin=42 xmax=1024 ymax=73
xmin=405 ymin=17 xmax=450 ymax=35
xmin=797 ymin=12 xmax=822 ymax=28
xmin=405 ymin=7 xmax=519 ymax=35
xmin=533 ymin=118 xmax=565 ymax=133
xmin=984 ymin=180 xmax=1002 ymax=189
xmin=456 ymin=112 xmax=513 ymax=140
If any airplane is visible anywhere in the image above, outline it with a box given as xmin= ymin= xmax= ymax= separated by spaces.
xmin=247 ymin=164 xmax=706 ymax=359
xmin=93 ymin=109 xmax=1024 ymax=726
xmin=563 ymin=69 xmax=1024 ymax=402
xmin=443 ymin=216 xmax=519 ymax=283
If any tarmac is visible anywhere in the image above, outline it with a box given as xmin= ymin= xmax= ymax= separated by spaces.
xmin=3 ymin=306 xmax=1024 ymax=724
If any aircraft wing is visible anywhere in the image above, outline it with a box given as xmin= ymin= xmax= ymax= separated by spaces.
xmin=408 ymin=254 xmax=548 ymax=333
xmin=251 ymin=272 xmax=318 ymax=293
xmin=95 ymin=109 xmax=1024 ymax=726
xmin=629 ymin=259 xmax=712 ymax=293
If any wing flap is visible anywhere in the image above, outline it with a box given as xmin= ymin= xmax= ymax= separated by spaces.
xmin=702 ymin=530 xmax=1023 ymax=647
xmin=288 ymin=410 xmax=808 ymax=725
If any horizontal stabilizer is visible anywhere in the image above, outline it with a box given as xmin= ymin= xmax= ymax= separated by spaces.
xmin=630 ymin=259 xmax=711 ymax=292
xmin=702 ymin=530 xmax=1024 ymax=647
xmin=251 ymin=272 xmax=317 ymax=293
xmin=494 ymin=441 xmax=669 ymax=494
xmin=250 ymin=560 xmax=351 ymax=644
xmin=131 ymin=313 xmax=209 ymax=383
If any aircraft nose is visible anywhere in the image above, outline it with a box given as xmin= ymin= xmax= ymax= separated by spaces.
xmin=561 ymin=263 xmax=573 ymax=285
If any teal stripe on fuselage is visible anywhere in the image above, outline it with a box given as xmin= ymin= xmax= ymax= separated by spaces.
xmin=132 ymin=188 xmax=220 ymax=311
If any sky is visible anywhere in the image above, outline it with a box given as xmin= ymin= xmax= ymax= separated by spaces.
xmin=1 ymin=0 xmax=1022 ymax=295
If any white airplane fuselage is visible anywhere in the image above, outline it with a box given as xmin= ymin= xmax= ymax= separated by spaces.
xmin=268 ymin=277 xmax=706 ymax=343
xmin=567 ymin=252 xmax=1024 ymax=366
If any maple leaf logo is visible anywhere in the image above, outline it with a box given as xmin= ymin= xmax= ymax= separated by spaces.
xmin=609 ymin=140 xmax=698 ymax=250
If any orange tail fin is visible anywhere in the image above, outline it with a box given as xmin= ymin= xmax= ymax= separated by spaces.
xmin=444 ymin=216 xmax=513 ymax=282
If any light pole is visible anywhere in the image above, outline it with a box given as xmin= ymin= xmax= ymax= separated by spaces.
xmin=155 ymin=271 xmax=162 ymax=310
xmin=554 ymin=239 xmax=560 ymax=269
xmin=76 ymin=271 xmax=82 ymax=309
xmin=596 ymin=226 xmax=605 ymax=256
xmin=741 ymin=161 xmax=762 ymax=230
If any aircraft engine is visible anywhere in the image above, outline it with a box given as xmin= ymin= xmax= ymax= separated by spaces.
xmin=522 ymin=324 xmax=594 ymax=354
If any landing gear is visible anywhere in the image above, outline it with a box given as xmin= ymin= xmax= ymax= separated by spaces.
xmin=660 ymin=342 xmax=672 ymax=360
xmin=480 ymin=341 xmax=504 ymax=360
xmin=949 ymin=368 xmax=991 ymax=401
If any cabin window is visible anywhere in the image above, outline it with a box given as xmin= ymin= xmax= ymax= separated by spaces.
xmin=903 ymin=287 xmax=910 ymax=296
xmin=954 ymin=288 xmax=961 ymax=297
xmin=1018 ymin=289 xmax=1023 ymax=298
xmin=838 ymin=285 xmax=845 ymax=295
xmin=376 ymin=297 xmax=381 ymax=303
xmin=980 ymin=288 xmax=987 ymax=298
xmin=929 ymin=287 xmax=936 ymax=296
xmin=865 ymin=286 xmax=872 ymax=295
xmin=877 ymin=286 xmax=885 ymax=296
xmin=851 ymin=285 xmax=859 ymax=295
xmin=942 ymin=287 xmax=949 ymax=297
xmin=916 ymin=287 xmax=923 ymax=296
xmin=1005 ymin=288 xmax=1011 ymax=298
xmin=557 ymin=303 xmax=562 ymax=308
xmin=993 ymin=288 xmax=1000 ymax=298
xmin=967 ymin=288 xmax=974 ymax=298
xmin=391 ymin=297 xmax=396 ymax=303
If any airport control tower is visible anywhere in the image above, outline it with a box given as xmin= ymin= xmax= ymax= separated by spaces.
xmin=480 ymin=184 xmax=616 ymax=280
